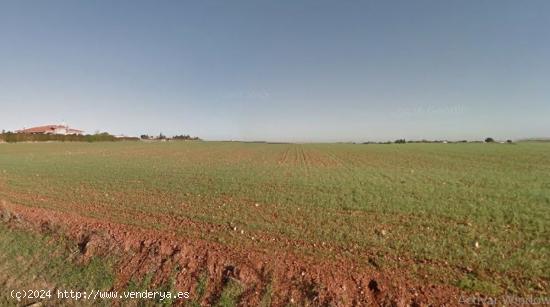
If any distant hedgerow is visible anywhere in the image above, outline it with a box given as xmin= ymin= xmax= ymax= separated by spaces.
xmin=0 ymin=132 xmax=138 ymax=143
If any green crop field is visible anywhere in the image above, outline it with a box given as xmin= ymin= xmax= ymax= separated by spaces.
xmin=0 ymin=141 xmax=548 ymax=304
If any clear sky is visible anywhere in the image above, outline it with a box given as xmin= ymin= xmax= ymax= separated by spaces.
xmin=1 ymin=1 xmax=548 ymax=142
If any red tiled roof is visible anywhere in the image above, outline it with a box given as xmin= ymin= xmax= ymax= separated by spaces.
xmin=16 ymin=125 xmax=62 ymax=133
xmin=16 ymin=125 xmax=83 ymax=134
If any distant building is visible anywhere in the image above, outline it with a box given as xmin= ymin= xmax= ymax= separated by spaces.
xmin=16 ymin=124 xmax=84 ymax=135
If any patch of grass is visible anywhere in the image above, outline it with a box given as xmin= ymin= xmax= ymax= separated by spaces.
xmin=455 ymin=275 xmax=500 ymax=296
xmin=0 ymin=223 xmax=115 ymax=306
xmin=216 ymin=279 xmax=244 ymax=307
xmin=196 ymin=271 xmax=209 ymax=300
xmin=126 ymin=272 xmax=154 ymax=293
xmin=188 ymin=271 xmax=209 ymax=307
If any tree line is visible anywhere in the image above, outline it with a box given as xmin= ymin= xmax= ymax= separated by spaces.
xmin=140 ymin=133 xmax=201 ymax=141
xmin=0 ymin=132 xmax=137 ymax=143
xmin=362 ymin=137 xmax=513 ymax=144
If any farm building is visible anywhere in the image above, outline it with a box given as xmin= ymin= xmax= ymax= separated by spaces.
xmin=16 ymin=124 xmax=84 ymax=135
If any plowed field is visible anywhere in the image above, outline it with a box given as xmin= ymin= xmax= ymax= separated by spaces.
xmin=1 ymin=141 xmax=548 ymax=305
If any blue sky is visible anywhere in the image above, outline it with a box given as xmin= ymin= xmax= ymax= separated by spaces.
xmin=1 ymin=0 xmax=548 ymax=141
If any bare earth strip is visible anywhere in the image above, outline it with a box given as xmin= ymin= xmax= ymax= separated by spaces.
xmin=0 ymin=200 xmax=461 ymax=306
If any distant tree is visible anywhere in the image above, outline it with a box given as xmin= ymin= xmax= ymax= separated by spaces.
xmin=140 ymin=134 xmax=149 ymax=140
xmin=171 ymin=134 xmax=201 ymax=141
xmin=158 ymin=133 xmax=166 ymax=140
xmin=485 ymin=137 xmax=495 ymax=143
xmin=394 ymin=139 xmax=406 ymax=144
xmin=506 ymin=139 xmax=513 ymax=144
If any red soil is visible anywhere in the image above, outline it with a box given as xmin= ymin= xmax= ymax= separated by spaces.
xmin=0 ymin=200 xmax=464 ymax=306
